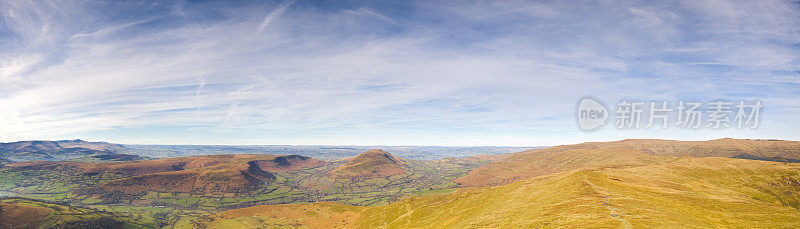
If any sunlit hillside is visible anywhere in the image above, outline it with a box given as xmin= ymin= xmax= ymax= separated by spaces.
xmin=204 ymin=140 xmax=800 ymax=228
xmin=456 ymin=138 xmax=800 ymax=187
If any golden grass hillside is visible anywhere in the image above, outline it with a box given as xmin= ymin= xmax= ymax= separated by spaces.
xmin=207 ymin=202 xmax=365 ymax=228
xmin=456 ymin=138 xmax=800 ymax=187
xmin=204 ymin=150 xmax=800 ymax=228
xmin=454 ymin=148 xmax=672 ymax=187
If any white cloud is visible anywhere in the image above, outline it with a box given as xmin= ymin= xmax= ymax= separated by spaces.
xmin=0 ymin=0 xmax=798 ymax=145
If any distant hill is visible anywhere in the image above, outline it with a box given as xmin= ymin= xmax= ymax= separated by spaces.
xmin=455 ymin=138 xmax=800 ymax=187
xmin=330 ymin=149 xmax=406 ymax=179
xmin=0 ymin=139 xmax=125 ymax=161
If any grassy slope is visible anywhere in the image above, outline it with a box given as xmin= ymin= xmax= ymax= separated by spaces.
xmin=596 ymin=157 xmax=800 ymax=228
xmin=207 ymin=202 xmax=364 ymax=228
xmin=455 ymin=147 xmax=673 ymax=187
xmin=457 ymin=138 xmax=800 ymax=187
xmin=365 ymin=157 xmax=800 ymax=228
xmin=205 ymin=155 xmax=800 ymax=228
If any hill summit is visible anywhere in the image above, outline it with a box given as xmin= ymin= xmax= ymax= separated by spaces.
xmin=330 ymin=149 xmax=405 ymax=179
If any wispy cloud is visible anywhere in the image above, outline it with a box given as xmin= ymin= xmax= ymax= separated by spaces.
xmin=195 ymin=77 xmax=205 ymax=121
xmin=256 ymin=0 xmax=296 ymax=33
xmin=0 ymin=0 xmax=798 ymax=145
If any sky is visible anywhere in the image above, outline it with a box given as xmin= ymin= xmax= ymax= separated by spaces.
xmin=0 ymin=0 xmax=798 ymax=146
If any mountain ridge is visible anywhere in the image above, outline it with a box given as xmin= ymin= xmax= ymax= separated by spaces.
xmin=455 ymin=138 xmax=800 ymax=187
xmin=0 ymin=139 xmax=125 ymax=161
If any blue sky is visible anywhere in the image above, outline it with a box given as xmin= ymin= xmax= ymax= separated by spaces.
xmin=0 ymin=0 xmax=798 ymax=146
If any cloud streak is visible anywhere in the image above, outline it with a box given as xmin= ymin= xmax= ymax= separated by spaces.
xmin=196 ymin=77 xmax=205 ymax=121
xmin=0 ymin=0 xmax=798 ymax=146
xmin=256 ymin=0 xmax=296 ymax=33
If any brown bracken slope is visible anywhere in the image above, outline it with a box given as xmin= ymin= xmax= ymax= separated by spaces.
xmin=5 ymin=154 xmax=327 ymax=195
xmin=0 ymin=202 xmax=52 ymax=229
